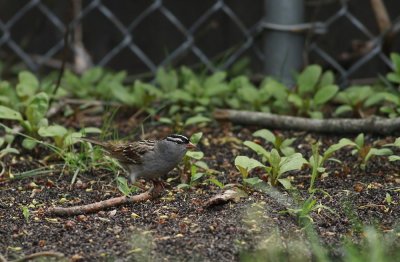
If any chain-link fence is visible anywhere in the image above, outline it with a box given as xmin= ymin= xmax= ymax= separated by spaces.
xmin=0 ymin=0 xmax=399 ymax=85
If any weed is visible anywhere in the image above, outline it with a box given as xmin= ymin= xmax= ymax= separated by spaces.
xmin=341 ymin=133 xmax=392 ymax=170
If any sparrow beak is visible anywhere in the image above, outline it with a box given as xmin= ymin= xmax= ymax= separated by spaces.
xmin=186 ymin=142 xmax=196 ymax=149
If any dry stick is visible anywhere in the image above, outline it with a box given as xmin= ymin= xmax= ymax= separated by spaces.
xmin=213 ymin=109 xmax=400 ymax=135
xmin=49 ymin=192 xmax=151 ymax=216
xmin=49 ymin=182 xmax=164 ymax=216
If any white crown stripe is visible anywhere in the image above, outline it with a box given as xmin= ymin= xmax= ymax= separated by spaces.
xmin=165 ymin=134 xmax=189 ymax=144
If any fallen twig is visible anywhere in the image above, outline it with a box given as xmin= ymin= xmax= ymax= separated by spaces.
xmin=49 ymin=192 xmax=151 ymax=216
xmin=213 ymin=109 xmax=400 ymax=134
xmin=49 ymin=182 xmax=164 ymax=216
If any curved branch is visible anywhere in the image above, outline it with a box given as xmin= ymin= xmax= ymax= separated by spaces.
xmin=213 ymin=109 xmax=400 ymax=134
xmin=48 ymin=184 xmax=163 ymax=216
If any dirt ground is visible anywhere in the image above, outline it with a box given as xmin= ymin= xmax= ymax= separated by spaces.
xmin=1 ymin=119 xmax=400 ymax=261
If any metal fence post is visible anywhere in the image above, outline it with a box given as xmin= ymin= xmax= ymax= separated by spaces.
xmin=264 ymin=0 xmax=304 ymax=85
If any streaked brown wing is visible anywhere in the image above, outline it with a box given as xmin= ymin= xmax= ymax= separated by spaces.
xmin=116 ymin=140 xmax=155 ymax=165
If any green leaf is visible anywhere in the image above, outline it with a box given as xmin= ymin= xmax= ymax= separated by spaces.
xmin=387 ymin=72 xmax=400 ymax=84
xmin=157 ymin=117 xmax=174 ymax=124
xmin=253 ymin=129 xmax=276 ymax=143
xmin=355 ymin=133 xmax=364 ymax=149
xmin=177 ymin=183 xmax=190 ymax=189
xmin=81 ymin=67 xmax=103 ymax=84
xmin=243 ymin=141 xmax=270 ymax=159
xmin=281 ymin=147 xmax=296 ymax=156
xmin=116 ymin=176 xmax=131 ymax=196
xmin=235 ymin=156 xmax=264 ymax=171
xmin=16 ymin=71 xmax=39 ymax=98
xmin=22 ymin=206 xmax=29 ymax=223
xmin=193 ymin=172 xmax=204 ymax=182
xmin=308 ymin=110 xmax=323 ymax=119
xmin=319 ymin=70 xmax=335 ymax=86
xmin=195 ymin=160 xmax=209 ymax=170
xmin=364 ymin=92 xmax=390 ymax=107
xmin=0 ymin=105 xmax=23 ymax=121
xmin=269 ymin=149 xmax=281 ymax=168
xmin=38 ymin=125 xmax=68 ymax=138
xmin=244 ymin=177 xmax=263 ymax=186
xmin=279 ymin=153 xmax=306 ymax=174
xmin=389 ymin=155 xmax=400 ymax=161
xmin=22 ymin=138 xmax=37 ymax=150
xmin=262 ymin=78 xmax=288 ymax=101
xmin=281 ymin=138 xmax=296 ymax=148
xmin=0 ymin=147 xmax=19 ymax=155
xmin=312 ymin=84 xmax=339 ymax=106
xmin=277 ymin=178 xmax=292 ymax=189
xmin=26 ymin=92 xmax=49 ymax=126
xmin=190 ymin=132 xmax=203 ymax=145
xmin=298 ymin=65 xmax=322 ymax=96
xmin=288 ymin=93 xmax=303 ymax=108
xmin=185 ymin=151 xmax=204 ymax=160
xmin=156 ymin=68 xmax=178 ymax=92
xmin=184 ymin=115 xmax=211 ymax=126
xmin=204 ymin=71 xmax=227 ymax=89
xmin=334 ymin=105 xmax=353 ymax=116
xmin=324 ymin=139 xmax=355 ymax=159
xmin=81 ymin=127 xmax=102 ymax=134
xmin=391 ymin=52 xmax=400 ymax=73
xmin=207 ymin=179 xmax=224 ymax=189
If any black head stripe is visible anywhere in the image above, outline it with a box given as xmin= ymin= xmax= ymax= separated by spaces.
xmin=165 ymin=134 xmax=189 ymax=144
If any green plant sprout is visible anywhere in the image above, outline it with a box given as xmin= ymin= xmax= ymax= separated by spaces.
xmin=280 ymin=191 xmax=337 ymax=224
xmin=21 ymin=206 xmax=29 ymax=223
xmin=340 ymin=133 xmax=392 ymax=170
xmin=243 ymin=141 xmax=306 ymax=188
xmin=384 ymin=137 xmax=400 ymax=162
xmin=334 ymin=85 xmax=375 ymax=117
xmin=177 ymin=166 xmax=206 ymax=189
xmin=182 ymin=132 xmax=204 ymax=175
xmin=234 ymin=155 xmax=265 ymax=191
xmin=252 ymin=128 xmax=296 ymax=156
xmin=116 ymin=175 xmax=137 ymax=196
xmin=308 ymin=139 xmax=354 ymax=191
xmin=290 ymin=64 xmax=339 ymax=119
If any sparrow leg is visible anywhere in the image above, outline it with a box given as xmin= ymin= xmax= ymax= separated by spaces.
xmin=148 ymin=178 xmax=165 ymax=198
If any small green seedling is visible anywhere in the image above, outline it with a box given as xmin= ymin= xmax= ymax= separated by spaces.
xmin=243 ymin=141 xmax=306 ymax=188
xmin=290 ymin=65 xmax=339 ymax=119
xmin=252 ymin=129 xmax=296 ymax=156
xmin=280 ymin=191 xmax=337 ymax=224
xmin=234 ymin=155 xmax=264 ymax=191
xmin=308 ymin=139 xmax=354 ymax=191
xmin=116 ymin=176 xmax=137 ymax=196
xmin=177 ymin=165 xmax=206 ymax=189
xmin=386 ymin=192 xmax=392 ymax=206
xmin=385 ymin=137 xmax=400 ymax=162
xmin=182 ymin=132 xmax=204 ymax=175
xmin=22 ymin=206 xmax=29 ymax=223
xmin=341 ymin=133 xmax=392 ymax=170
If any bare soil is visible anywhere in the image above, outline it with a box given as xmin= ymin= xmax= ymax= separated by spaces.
xmin=1 ymin=117 xmax=400 ymax=261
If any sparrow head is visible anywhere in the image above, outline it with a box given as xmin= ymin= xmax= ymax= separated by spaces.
xmin=165 ymin=134 xmax=196 ymax=149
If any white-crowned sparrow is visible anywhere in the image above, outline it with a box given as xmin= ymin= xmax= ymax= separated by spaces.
xmin=80 ymin=134 xmax=195 ymax=188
